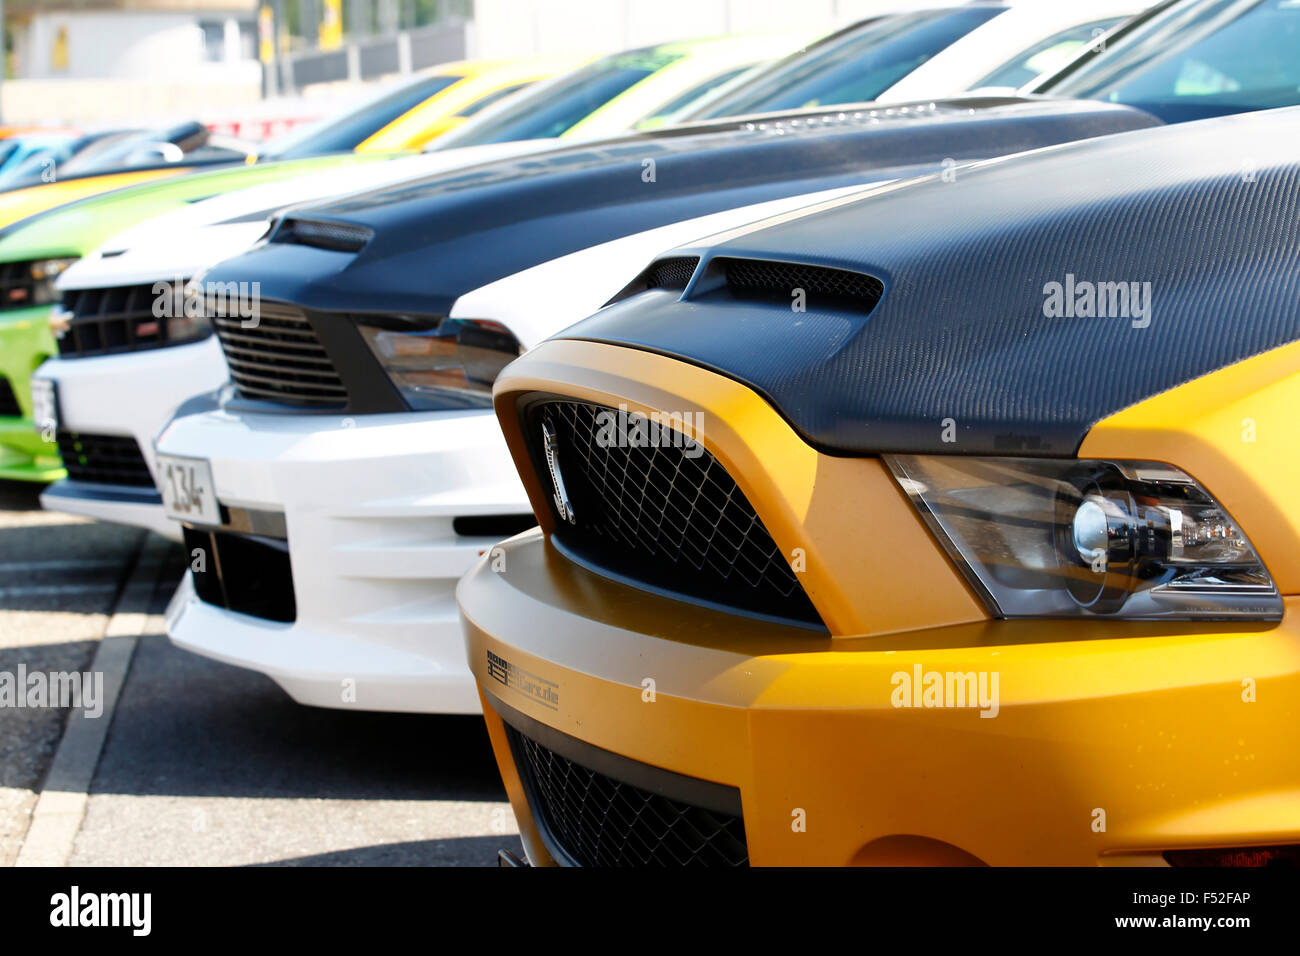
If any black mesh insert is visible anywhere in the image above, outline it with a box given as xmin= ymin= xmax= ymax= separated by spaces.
xmin=183 ymin=524 xmax=296 ymax=623
xmin=273 ymin=218 xmax=373 ymax=253
xmin=0 ymin=377 xmax=20 ymax=418
xmin=211 ymin=299 xmax=347 ymax=408
xmin=720 ymin=257 xmax=883 ymax=314
xmin=55 ymin=431 xmax=153 ymax=487
xmin=644 ymin=256 xmax=699 ymax=291
xmin=530 ymin=399 xmax=822 ymax=626
xmin=507 ymin=726 xmax=748 ymax=867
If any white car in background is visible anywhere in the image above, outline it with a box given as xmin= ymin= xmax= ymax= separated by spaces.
xmin=152 ymin=184 xmax=885 ymax=714
xmin=34 ymin=141 xmax=554 ymax=540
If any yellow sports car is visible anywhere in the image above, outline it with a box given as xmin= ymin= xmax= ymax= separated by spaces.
xmin=459 ymin=106 xmax=1300 ymax=866
xmin=355 ymin=55 xmax=591 ymax=151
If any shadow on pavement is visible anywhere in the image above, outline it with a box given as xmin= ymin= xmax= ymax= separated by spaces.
xmin=251 ymin=834 xmax=524 ymax=866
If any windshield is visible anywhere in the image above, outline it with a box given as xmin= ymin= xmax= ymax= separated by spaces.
xmin=1043 ymin=0 xmax=1300 ymax=122
xmin=260 ymin=71 xmax=464 ymax=159
xmin=685 ymin=6 xmax=1005 ymax=119
xmin=433 ymin=47 xmax=683 ymax=147
xmin=974 ymin=18 xmax=1126 ymax=89
xmin=636 ymin=64 xmax=759 ymax=127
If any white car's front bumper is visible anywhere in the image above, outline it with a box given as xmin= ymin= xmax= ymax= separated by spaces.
xmin=35 ymin=336 xmax=229 ymax=542
xmin=157 ymin=404 xmax=532 ymax=714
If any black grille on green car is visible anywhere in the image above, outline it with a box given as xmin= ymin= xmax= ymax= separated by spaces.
xmin=0 ymin=376 xmax=20 ymax=417
xmin=57 ymin=282 xmax=211 ymax=358
xmin=527 ymin=398 xmax=823 ymax=627
xmin=0 ymin=260 xmax=38 ymax=311
xmin=505 ymin=725 xmax=749 ymax=867
xmin=55 ymin=431 xmax=153 ymax=487
xmin=210 ymin=298 xmax=348 ymax=408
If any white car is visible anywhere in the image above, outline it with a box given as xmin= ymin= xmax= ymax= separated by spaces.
xmin=34 ymin=141 xmax=554 ymax=541
xmin=155 ymin=184 xmax=883 ymax=714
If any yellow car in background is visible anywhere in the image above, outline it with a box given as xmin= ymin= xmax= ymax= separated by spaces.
xmin=357 ymin=55 xmax=592 ymax=151
xmin=0 ymin=167 xmax=194 ymax=231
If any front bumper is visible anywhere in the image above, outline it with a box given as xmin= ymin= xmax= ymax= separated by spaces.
xmin=462 ymin=530 xmax=1300 ymax=866
xmin=158 ymin=404 xmax=532 ymax=713
xmin=34 ymin=336 xmax=228 ymax=539
xmin=0 ymin=305 xmax=62 ymax=482
xmin=459 ymin=338 xmax=1300 ymax=866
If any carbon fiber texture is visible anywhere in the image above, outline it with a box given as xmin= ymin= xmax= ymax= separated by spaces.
xmin=561 ymin=108 xmax=1300 ymax=456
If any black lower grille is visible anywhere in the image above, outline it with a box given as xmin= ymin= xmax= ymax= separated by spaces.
xmin=532 ymin=399 xmax=822 ymax=626
xmin=212 ymin=299 xmax=347 ymax=407
xmin=506 ymin=725 xmax=748 ymax=867
xmin=183 ymin=525 xmax=295 ymax=623
xmin=55 ymin=431 xmax=153 ymax=487
xmin=0 ymin=376 xmax=20 ymax=417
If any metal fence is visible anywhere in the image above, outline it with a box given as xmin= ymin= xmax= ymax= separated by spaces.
xmin=270 ymin=18 xmax=470 ymax=94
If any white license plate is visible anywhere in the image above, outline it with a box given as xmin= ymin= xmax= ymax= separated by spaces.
xmin=30 ymin=378 xmax=57 ymax=433
xmin=157 ymin=455 xmax=221 ymax=525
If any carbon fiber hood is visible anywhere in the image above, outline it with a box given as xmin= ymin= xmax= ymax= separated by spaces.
xmin=202 ymin=98 xmax=1158 ymax=317
xmin=559 ymin=107 xmax=1300 ymax=457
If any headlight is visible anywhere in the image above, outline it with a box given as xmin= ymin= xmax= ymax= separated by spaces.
xmin=886 ymin=455 xmax=1281 ymax=620
xmin=26 ymin=258 xmax=79 ymax=306
xmin=359 ymin=318 xmax=521 ymax=411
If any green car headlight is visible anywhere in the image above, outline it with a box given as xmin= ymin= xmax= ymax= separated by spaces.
xmin=359 ymin=318 xmax=521 ymax=411
xmin=29 ymin=258 xmax=79 ymax=306
xmin=886 ymin=455 xmax=1282 ymax=621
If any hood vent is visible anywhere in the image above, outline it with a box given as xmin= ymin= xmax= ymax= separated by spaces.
xmin=272 ymin=218 xmax=373 ymax=253
xmin=642 ymin=256 xmax=699 ymax=292
xmin=604 ymin=255 xmax=700 ymax=307
xmin=718 ymin=257 xmax=883 ymax=315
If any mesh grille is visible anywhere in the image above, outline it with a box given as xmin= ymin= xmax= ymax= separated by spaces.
xmin=211 ymin=299 xmax=347 ymax=407
xmin=56 ymin=431 xmax=153 ymax=487
xmin=721 ymin=257 xmax=883 ymax=313
xmin=536 ymin=400 xmax=820 ymax=625
xmin=57 ymin=282 xmax=206 ymax=358
xmin=0 ymin=260 xmax=38 ymax=312
xmin=508 ymin=727 xmax=748 ymax=867
xmin=0 ymin=377 xmax=20 ymax=418
xmin=644 ymin=256 xmax=699 ymax=291
xmin=273 ymin=218 xmax=372 ymax=253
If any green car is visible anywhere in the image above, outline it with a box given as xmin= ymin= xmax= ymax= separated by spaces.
xmin=0 ymin=153 xmax=384 ymax=481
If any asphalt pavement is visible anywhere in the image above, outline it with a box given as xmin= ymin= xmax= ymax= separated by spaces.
xmin=0 ymin=480 xmax=521 ymax=867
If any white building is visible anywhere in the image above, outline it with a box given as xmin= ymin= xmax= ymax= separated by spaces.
xmin=7 ymin=0 xmax=259 ymax=81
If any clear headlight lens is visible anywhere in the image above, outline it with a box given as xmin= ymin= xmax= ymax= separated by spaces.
xmin=359 ymin=319 xmax=521 ymax=411
xmin=886 ymin=455 xmax=1281 ymax=620
xmin=27 ymin=258 xmax=79 ymax=306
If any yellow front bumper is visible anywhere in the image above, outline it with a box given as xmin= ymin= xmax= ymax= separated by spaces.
xmin=459 ymin=338 xmax=1300 ymax=866
xmin=461 ymin=530 xmax=1300 ymax=866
